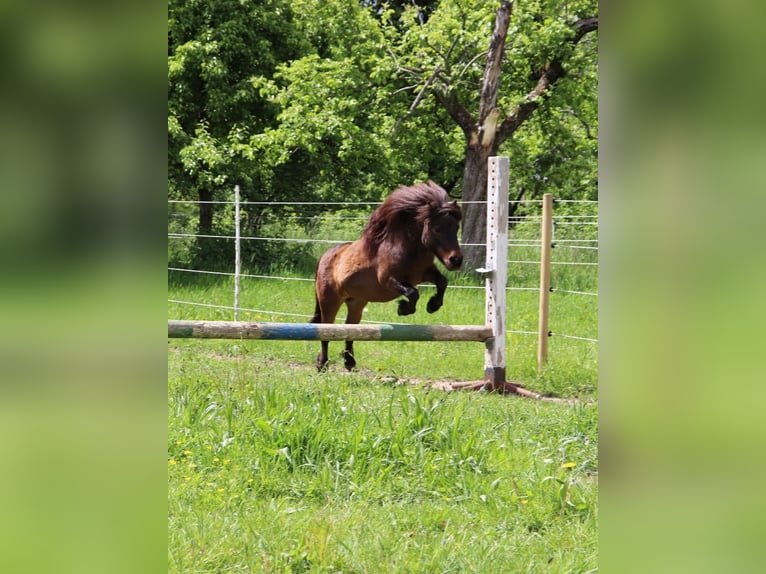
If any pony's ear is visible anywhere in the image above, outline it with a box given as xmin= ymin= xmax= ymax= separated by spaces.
xmin=449 ymin=200 xmax=462 ymax=221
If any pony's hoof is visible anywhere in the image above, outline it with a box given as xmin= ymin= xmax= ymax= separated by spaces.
xmin=397 ymin=300 xmax=415 ymax=316
xmin=342 ymin=350 xmax=356 ymax=371
xmin=316 ymin=355 xmax=329 ymax=372
xmin=426 ymin=297 xmax=442 ymax=313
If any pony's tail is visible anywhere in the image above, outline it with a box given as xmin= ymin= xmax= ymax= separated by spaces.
xmin=310 ymin=294 xmax=322 ymax=324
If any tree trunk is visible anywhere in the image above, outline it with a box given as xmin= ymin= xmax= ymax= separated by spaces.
xmin=454 ymin=0 xmax=512 ymax=271
xmin=198 ymin=188 xmax=213 ymax=234
xmin=192 ymin=188 xmax=218 ymax=269
xmin=461 ymin=142 xmax=493 ymax=270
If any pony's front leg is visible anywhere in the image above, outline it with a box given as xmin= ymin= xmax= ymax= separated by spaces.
xmin=386 ymin=277 xmax=419 ymax=315
xmin=423 ymin=266 xmax=448 ymax=313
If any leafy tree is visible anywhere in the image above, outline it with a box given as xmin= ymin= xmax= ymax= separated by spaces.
xmin=363 ymin=0 xmax=440 ymax=26
xmin=168 ymin=0 xmax=598 ymax=272
xmin=386 ymin=0 xmax=598 ymax=266
xmin=250 ymin=1 xmax=396 ymax=204
xmin=168 ymin=0 xmax=308 ymax=264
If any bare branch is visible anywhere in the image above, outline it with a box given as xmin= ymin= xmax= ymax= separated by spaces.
xmin=391 ymin=84 xmax=421 ymax=96
xmin=407 ymin=66 xmax=441 ymax=114
xmin=385 ymin=46 xmax=399 ymax=71
xmin=397 ymin=65 xmax=425 ymax=78
xmin=444 ymin=35 xmax=461 ymax=65
xmin=391 ymin=66 xmax=442 ymax=134
xmin=458 ymin=51 xmax=487 ymax=80
xmin=572 ymin=17 xmax=599 ymax=41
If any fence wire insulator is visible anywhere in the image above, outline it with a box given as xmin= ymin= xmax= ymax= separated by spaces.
xmin=549 ymin=332 xmax=599 ymax=343
xmin=553 ymin=289 xmax=598 ymax=297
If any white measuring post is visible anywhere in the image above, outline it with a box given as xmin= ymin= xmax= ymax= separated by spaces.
xmin=482 ymin=156 xmax=509 ymax=388
xmin=234 ymin=185 xmax=241 ymax=321
xmin=537 ymin=193 xmax=553 ymax=367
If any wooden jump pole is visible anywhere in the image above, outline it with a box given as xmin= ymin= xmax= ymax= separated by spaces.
xmin=168 ymin=320 xmax=492 ymax=342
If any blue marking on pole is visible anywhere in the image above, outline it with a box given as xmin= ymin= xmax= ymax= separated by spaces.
xmin=259 ymin=322 xmax=319 ymax=340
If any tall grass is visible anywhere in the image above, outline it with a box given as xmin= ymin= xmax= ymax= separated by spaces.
xmin=168 ymin=346 xmax=597 ymax=572
xmin=168 ymin=206 xmax=598 ymax=572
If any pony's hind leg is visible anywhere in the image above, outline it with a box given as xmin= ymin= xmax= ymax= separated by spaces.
xmin=343 ymin=340 xmax=356 ymax=371
xmin=342 ymin=299 xmax=366 ymax=371
xmin=313 ymin=292 xmax=342 ymax=372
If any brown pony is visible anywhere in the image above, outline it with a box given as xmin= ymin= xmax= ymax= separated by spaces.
xmin=311 ymin=181 xmax=463 ymax=371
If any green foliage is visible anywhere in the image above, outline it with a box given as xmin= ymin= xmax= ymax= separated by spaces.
xmin=168 ymin=0 xmax=309 ymax=203
xmin=253 ymin=54 xmax=395 ymax=202
xmin=168 ymin=0 xmax=598 ymax=269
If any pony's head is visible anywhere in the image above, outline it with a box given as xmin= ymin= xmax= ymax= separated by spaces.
xmin=363 ymin=180 xmax=463 ymax=270
xmin=415 ymin=182 xmax=463 ymax=270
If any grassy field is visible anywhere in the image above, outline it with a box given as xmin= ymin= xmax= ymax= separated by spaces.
xmin=168 ymin=252 xmax=598 ymax=572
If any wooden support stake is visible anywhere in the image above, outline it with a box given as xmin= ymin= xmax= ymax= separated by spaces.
xmin=234 ymin=185 xmax=241 ymax=321
xmin=537 ymin=193 xmax=553 ymax=367
xmin=483 ymin=156 xmax=509 ymax=388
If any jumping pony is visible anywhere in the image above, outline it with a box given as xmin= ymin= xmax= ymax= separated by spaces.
xmin=311 ymin=181 xmax=463 ymax=370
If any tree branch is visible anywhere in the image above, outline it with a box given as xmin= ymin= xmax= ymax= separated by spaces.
xmin=561 ymin=109 xmax=595 ymax=140
xmin=386 ymin=46 xmax=423 ymax=79
xmin=572 ymin=17 xmax=599 ymax=42
xmin=458 ymin=51 xmax=488 ymax=80
xmin=478 ymin=0 xmax=513 ymax=124
xmin=391 ymin=83 xmax=421 ymax=96
xmin=444 ymin=35 xmax=461 ymax=66
xmin=496 ymin=16 xmax=598 ymax=145
xmin=433 ymin=88 xmax=475 ymax=136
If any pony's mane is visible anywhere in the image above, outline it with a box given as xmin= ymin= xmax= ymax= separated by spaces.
xmin=362 ymin=181 xmax=459 ymax=256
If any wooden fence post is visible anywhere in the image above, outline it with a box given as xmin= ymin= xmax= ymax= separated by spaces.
xmin=483 ymin=156 xmax=509 ymax=388
xmin=234 ymin=185 xmax=241 ymax=321
xmin=537 ymin=193 xmax=553 ymax=367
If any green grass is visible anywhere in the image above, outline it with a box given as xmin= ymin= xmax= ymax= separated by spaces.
xmin=168 ymin=345 xmax=597 ymax=573
xmin=168 ymin=259 xmax=598 ymax=572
